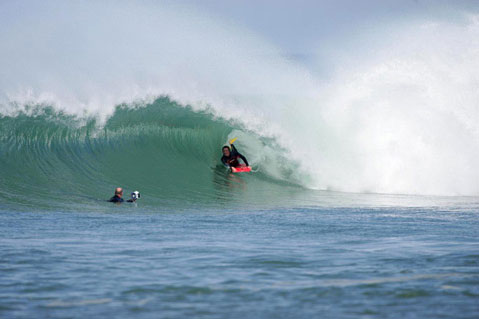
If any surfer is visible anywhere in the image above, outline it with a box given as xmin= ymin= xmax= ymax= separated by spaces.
xmin=221 ymin=142 xmax=249 ymax=168
xmin=108 ymin=187 xmax=124 ymax=203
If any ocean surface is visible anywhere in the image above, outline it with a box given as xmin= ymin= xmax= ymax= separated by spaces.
xmin=1 ymin=99 xmax=478 ymax=318
xmin=1 ymin=194 xmax=478 ymax=318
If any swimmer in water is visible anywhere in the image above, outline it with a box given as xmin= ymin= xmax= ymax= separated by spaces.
xmin=108 ymin=187 xmax=124 ymax=203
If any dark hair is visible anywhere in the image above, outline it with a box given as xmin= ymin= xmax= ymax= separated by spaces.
xmin=222 ymin=146 xmax=230 ymax=151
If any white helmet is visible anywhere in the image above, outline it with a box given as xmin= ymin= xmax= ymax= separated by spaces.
xmin=131 ymin=191 xmax=140 ymax=200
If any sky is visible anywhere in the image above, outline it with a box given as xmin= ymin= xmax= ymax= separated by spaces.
xmin=170 ymin=0 xmax=479 ymax=54
xmin=2 ymin=0 xmax=478 ymax=56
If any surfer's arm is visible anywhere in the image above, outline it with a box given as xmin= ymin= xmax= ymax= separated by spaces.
xmin=230 ymin=144 xmax=249 ymax=166
xmin=237 ymin=153 xmax=249 ymax=166
xmin=230 ymin=144 xmax=239 ymax=154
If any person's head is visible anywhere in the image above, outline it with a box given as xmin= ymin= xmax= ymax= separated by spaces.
xmin=115 ymin=187 xmax=123 ymax=198
xmin=131 ymin=191 xmax=140 ymax=201
xmin=222 ymin=146 xmax=231 ymax=157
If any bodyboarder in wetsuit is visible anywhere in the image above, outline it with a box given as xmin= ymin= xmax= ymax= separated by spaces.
xmin=221 ymin=144 xmax=249 ymax=168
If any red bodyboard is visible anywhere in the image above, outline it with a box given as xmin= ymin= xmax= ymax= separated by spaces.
xmin=231 ymin=165 xmax=252 ymax=173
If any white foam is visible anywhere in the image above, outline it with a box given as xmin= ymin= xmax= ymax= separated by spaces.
xmin=308 ymin=17 xmax=479 ymax=196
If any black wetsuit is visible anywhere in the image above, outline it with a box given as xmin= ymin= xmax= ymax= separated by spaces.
xmin=221 ymin=144 xmax=249 ymax=168
xmin=108 ymin=195 xmax=124 ymax=203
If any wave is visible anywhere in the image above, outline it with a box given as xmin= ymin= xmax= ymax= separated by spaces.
xmin=1 ymin=1 xmax=478 ymax=199
xmin=0 ymin=98 xmax=307 ymax=209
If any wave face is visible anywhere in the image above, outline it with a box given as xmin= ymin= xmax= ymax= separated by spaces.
xmin=0 ymin=1 xmax=478 ymax=199
xmin=0 ymin=98 xmax=307 ymax=209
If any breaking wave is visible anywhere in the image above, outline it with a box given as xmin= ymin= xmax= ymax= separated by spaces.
xmin=1 ymin=1 xmax=478 ymax=204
